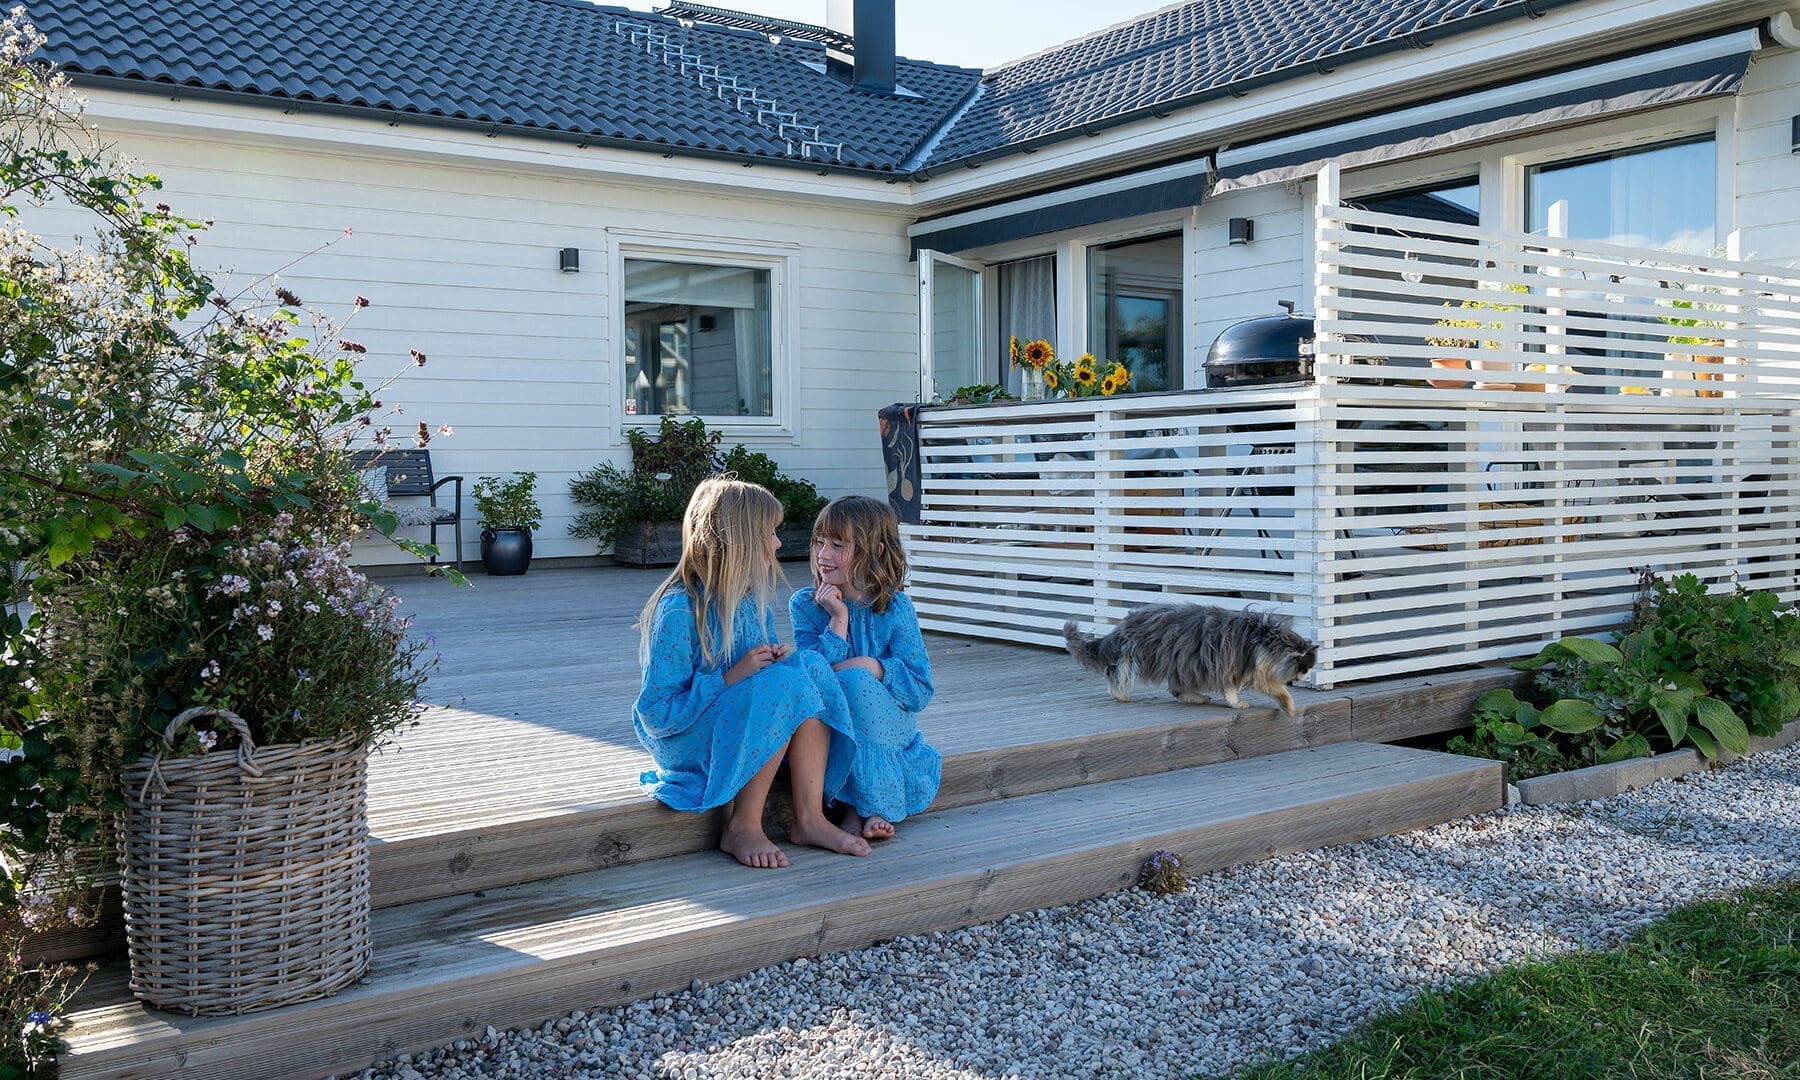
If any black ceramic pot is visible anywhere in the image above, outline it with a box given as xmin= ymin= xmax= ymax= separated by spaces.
xmin=480 ymin=527 xmax=533 ymax=576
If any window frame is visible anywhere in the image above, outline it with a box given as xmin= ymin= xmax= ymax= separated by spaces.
xmin=609 ymin=231 xmax=797 ymax=439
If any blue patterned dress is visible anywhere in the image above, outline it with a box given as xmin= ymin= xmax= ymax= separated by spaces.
xmin=790 ymin=587 xmax=941 ymax=822
xmin=634 ymin=590 xmax=856 ymax=813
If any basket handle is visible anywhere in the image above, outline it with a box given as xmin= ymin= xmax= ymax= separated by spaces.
xmin=139 ymin=707 xmax=263 ymax=800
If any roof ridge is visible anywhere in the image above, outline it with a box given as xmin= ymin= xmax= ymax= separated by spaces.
xmin=615 ymin=20 xmax=844 ymax=163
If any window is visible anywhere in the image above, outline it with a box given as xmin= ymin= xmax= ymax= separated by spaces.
xmin=623 ymin=257 xmax=773 ymax=419
xmin=1087 ymin=232 xmax=1182 ymax=392
xmin=1526 ymin=136 xmax=1715 ymax=251
xmin=1527 ymin=137 xmax=1716 ymax=386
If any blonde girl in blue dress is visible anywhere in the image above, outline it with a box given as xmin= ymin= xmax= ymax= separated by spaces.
xmin=790 ymin=495 xmax=940 ymax=840
xmin=634 ymin=478 xmax=870 ymax=868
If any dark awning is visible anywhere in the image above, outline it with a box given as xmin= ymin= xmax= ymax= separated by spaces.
xmin=908 ymin=157 xmax=1208 ymax=258
xmin=1213 ymin=29 xmax=1759 ymax=193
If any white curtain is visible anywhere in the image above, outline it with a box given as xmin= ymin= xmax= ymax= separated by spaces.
xmin=997 ymin=255 xmax=1056 ymax=388
xmin=733 ymin=306 xmax=771 ymax=416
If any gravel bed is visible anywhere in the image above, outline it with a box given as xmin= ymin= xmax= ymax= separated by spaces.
xmin=355 ymin=743 xmax=1800 ymax=1080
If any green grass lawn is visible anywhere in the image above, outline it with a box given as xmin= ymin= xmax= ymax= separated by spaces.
xmin=1235 ymin=880 xmax=1800 ymax=1080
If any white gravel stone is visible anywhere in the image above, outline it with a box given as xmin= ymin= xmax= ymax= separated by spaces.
xmin=357 ymin=744 xmax=1800 ymax=1080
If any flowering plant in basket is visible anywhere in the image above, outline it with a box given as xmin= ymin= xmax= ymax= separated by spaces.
xmin=32 ymin=514 xmax=434 ymax=767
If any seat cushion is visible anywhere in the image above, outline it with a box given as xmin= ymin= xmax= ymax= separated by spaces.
xmin=392 ymin=503 xmax=456 ymax=527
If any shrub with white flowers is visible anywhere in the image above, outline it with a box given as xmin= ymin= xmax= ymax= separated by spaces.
xmin=0 ymin=8 xmax=443 ymax=1069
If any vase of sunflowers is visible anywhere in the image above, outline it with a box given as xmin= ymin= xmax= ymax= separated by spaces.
xmin=1008 ymin=337 xmax=1135 ymax=401
xmin=1011 ymin=335 xmax=1056 ymax=400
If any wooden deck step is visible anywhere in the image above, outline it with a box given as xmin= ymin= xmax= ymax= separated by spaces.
xmin=362 ymin=665 xmax=1519 ymax=911
xmin=61 ymin=741 xmax=1504 ymax=1080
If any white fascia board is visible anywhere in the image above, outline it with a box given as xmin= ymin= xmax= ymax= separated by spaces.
xmin=75 ymin=88 xmax=918 ymax=214
xmin=909 ymin=0 xmax=1777 ymax=212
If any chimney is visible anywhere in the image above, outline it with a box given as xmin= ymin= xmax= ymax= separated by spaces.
xmin=825 ymin=0 xmax=896 ymax=94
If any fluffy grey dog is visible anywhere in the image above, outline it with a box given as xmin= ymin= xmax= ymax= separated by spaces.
xmin=1063 ymin=604 xmax=1317 ymax=716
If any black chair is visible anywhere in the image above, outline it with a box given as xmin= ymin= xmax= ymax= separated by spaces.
xmin=347 ymin=448 xmax=463 ymax=572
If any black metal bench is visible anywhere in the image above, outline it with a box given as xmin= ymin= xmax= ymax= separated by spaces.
xmin=347 ymin=448 xmax=463 ymax=571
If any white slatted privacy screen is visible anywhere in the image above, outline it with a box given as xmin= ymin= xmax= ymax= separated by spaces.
xmin=907 ymin=187 xmax=1800 ymax=688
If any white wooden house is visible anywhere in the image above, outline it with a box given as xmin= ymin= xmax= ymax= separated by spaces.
xmin=21 ymin=0 xmax=1800 ymax=574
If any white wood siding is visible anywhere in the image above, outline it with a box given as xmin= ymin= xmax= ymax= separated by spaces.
xmin=36 ymin=100 xmax=920 ymax=566
xmin=1736 ymin=46 xmax=1800 ymax=263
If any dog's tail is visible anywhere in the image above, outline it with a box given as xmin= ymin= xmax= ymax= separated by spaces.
xmin=1063 ymin=619 xmax=1120 ymax=673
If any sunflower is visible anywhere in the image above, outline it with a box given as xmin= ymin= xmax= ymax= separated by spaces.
xmin=1111 ymin=363 xmax=1131 ymax=390
xmin=1022 ymin=338 xmax=1055 ymax=368
xmin=1100 ymin=374 xmax=1118 ymax=396
xmin=1073 ymin=363 xmax=1098 ymax=389
xmin=1043 ymin=365 xmax=1060 ymax=392
xmin=1009 ymin=335 xmax=1021 ymax=367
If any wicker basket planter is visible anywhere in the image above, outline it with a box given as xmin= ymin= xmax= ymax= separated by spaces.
xmin=117 ymin=707 xmax=371 ymax=1016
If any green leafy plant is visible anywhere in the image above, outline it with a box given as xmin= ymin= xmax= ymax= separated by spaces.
xmin=1626 ymin=572 xmax=1800 ymax=738
xmin=944 ymin=382 xmax=1015 ymax=404
xmin=470 ymin=472 xmax=542 ymax=531
xmin=1452 ymin=573 xmax=1797 ymax=779
xmin=1426 ymin=283 xmax=1530 ymax=351
xmin=569 ymin=418 xmax=828 ymax=550
xmin=1515 ymin=635 xmax=1750 ymax=763
xmin=721 ymin=445 xmax=827 ymax=527
xmin=1444 ymin=689 xmax=1573 ymax=782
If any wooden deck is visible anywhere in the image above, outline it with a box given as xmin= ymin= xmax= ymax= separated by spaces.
xmin=361 ymin=565 xmax=1518 ymax=905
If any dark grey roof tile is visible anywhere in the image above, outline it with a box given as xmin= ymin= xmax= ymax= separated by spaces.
xmin=928 ymin=0 xmax=1546 ymax=166
xmin=25 ymin=0 xmax=1576 ymax=175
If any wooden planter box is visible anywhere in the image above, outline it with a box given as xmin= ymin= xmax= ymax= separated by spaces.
xmin=612 ymin=520 xmax=813 ymax=568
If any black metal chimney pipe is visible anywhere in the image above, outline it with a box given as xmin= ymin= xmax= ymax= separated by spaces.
xmin=825 ymin=0 xmax=896 ymax=94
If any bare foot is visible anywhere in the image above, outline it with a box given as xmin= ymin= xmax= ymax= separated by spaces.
xmin=790 ymin=817 xmax=871 ymax=857
xmin=720 ymin=823 xmax=789 ymax=869
xmin=840 ymin=809 xmax=895 ymax=840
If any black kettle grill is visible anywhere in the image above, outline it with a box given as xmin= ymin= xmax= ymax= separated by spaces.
xmin=1203 ymin=301 xmax=1315 ymax=388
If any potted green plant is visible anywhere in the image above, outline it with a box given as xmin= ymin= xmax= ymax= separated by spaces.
xmin=568 ymin=417 xmax=826 ymax=566
xmin=471 ymin=471 xmax=542 ymax=575
xmin=1425 ymin=284 xmax=1544 ymax=390
xmin=1660 ymin=297 xmax=1726 ymax=398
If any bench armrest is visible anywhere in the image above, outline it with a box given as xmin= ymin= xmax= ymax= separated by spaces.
xmin=429 ymin=474 xmax=462 ymax=512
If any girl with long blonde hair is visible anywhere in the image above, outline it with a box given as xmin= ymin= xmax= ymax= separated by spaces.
xmin=634 ymin=477 xmax=868 ymax=868
xmin=790 ymin=495 xmax=939 ymax=841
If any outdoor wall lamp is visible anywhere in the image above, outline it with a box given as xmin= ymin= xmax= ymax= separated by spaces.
xmin=559 ymin=247 xmax=580 ymax=273
xmin=1228 ymin=217 xmax=1255 ymax=246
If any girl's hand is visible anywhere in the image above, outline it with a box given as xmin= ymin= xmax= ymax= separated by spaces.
xmin=725 ymin=644 xmax=781 ymax=686
xmin=814 ymin=584 xmax=849 ymax=621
